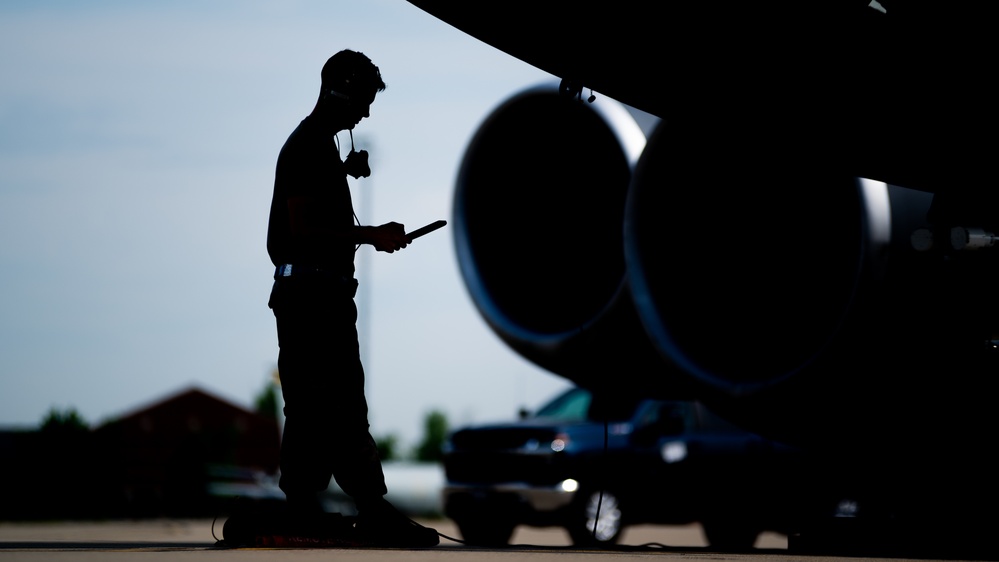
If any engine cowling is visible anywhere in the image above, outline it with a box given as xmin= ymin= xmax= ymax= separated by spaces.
xmin=453 ymin=82 xmax=691 ymax=397
xmin=454 ymin=82 xmax=999 ymax=455
xmin=624 ymin=120 xmax=999 ymax=448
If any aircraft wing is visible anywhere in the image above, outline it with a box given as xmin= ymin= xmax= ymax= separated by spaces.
xmin=408 ymin=0 xmax=995 ymax=195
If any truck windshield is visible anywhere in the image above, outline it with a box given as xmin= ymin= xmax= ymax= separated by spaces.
xmin=533 ymin=387 xmax=592 ymax=422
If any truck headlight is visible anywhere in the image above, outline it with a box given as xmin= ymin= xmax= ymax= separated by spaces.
xmin=660 ymin=441 xmax=688 ymax=463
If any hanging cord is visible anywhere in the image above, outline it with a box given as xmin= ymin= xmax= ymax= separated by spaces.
xmin=347 ymin=130 xmax=363 ymax=235
xmin=589 ymin=417 xmax=609 ymax=540
xmin=334 ymin=131 xmax=364 ymax=251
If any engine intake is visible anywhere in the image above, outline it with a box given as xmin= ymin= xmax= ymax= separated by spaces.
xmin=623 ymin=120 xmax=999 ymax=445
xmin=453 ymin=83 xmax=688 ymax=396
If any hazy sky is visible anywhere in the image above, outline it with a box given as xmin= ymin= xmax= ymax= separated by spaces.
xmin=0 ymin=0 xmax=575 ymax=450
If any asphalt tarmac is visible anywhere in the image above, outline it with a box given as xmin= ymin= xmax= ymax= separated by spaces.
xmin=1 ymin=517 xmax=989 ymax=562
xmin=0 ymin=519 xmax=996 ymax=562
xmin=0 ymin=517 xmax=787 ymax=561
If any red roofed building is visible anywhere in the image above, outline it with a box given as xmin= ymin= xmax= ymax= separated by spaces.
xmin=92 ymin=385 xmax=281 ymax=517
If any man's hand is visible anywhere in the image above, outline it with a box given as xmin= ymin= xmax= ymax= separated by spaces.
xmin=366 ymin=222 xmax=409 ymax=253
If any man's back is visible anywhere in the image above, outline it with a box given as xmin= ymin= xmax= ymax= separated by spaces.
xmin=267 ymin=116 xmax=356 ymax=274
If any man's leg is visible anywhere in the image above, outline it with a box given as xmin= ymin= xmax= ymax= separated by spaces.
xmin=321 ymin=305 xmax=388 ymax=503
xmin=272 ymin=283 xmax=436 ymax=545
xmin=274 ymin=286 xmax=388 ymax=510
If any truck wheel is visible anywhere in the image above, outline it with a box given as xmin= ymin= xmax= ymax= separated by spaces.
xmin=455 ymin=517 xmax=516 ymax=546
xmin=567 ymin=489 xmax=624 ymax=546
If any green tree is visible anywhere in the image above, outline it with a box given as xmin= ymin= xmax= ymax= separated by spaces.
xmin=39 ymin=406 xmax=89 ymax=433
xmin=376 ymin=434 xmax=400 ymax=461
xmin=414 ymin=410 xmax=448 ymax=463
xmin=254 ymin=370 xmax=281 ymax=420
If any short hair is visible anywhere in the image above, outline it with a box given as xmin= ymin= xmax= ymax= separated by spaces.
xmin=321 ymin=49 xmax=386 ymax=100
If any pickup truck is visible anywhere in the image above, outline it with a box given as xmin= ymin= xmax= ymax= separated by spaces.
xmin=441 ymin=386 xmax=817 ymax=548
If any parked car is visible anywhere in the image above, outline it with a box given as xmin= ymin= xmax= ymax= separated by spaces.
xmin=441 ymin=386 xmax=818 ymax=548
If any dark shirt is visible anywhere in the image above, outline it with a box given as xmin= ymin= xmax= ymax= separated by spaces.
xmin=267 ymin=116 xmax=356 ymax=276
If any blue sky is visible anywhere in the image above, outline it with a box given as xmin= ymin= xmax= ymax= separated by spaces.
xmin=0 ymin=0 xmax=574 ymax=450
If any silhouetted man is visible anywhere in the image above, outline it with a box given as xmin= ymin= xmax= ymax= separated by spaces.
xmin=266 ymin=49 xmax=438 ymax=547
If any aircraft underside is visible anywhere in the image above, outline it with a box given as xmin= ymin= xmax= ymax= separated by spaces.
xmin=408 ymin=1 xmax=999 ymax=555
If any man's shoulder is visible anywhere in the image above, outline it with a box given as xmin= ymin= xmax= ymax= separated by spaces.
xmin=283 ymin=117 xmax=315 ymax=144
xmin=281 ymin=118 xmax=335 ymax=155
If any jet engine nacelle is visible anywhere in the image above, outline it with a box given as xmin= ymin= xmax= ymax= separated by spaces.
xmin=455 ymin=82 xmax=999 ymax=455
xmin=625 ymin=121 xmax=999 ymax=449
xmin=453 ymin=82 xmax=692 ymax=398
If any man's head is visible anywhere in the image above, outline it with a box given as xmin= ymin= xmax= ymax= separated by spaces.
xmin=318 ymin=49 xmax=386 ymax=129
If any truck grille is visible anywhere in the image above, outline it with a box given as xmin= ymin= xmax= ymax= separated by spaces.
xmin=444 ymin=427 xmax=567 ymax=485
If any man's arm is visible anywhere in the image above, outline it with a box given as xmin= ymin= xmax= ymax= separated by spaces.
xmin=287 ymin=195 xmax=409 ymax=253
xmin=355 ymin=223 xmax=409 ymax=253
